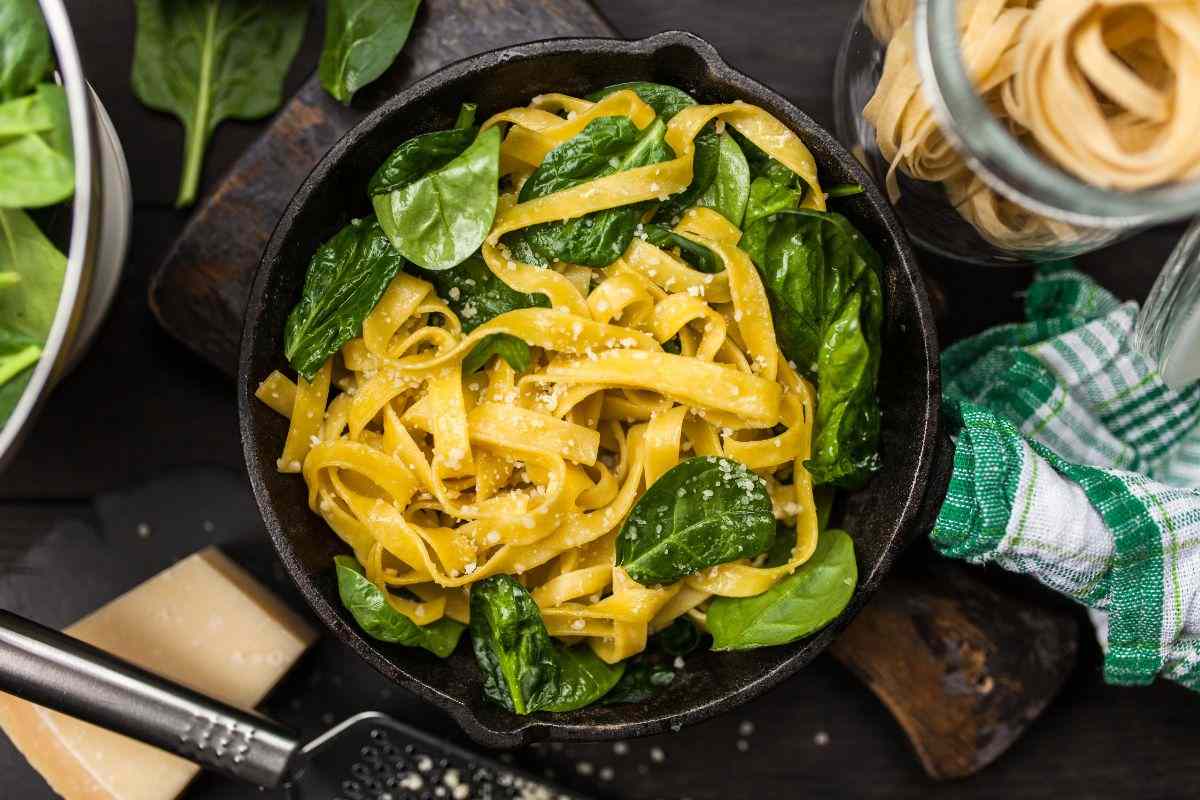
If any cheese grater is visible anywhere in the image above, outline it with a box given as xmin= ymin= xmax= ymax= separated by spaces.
xmin=0 ymin=610 xmax=587 ymax=800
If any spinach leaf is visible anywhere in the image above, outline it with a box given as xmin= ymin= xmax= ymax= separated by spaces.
xmin=131 ymin=0 xmax=308 ymax=207
xmin=657 ymin=618 xmax=702 ymax=656
xmin=319 ymin=0 xmax=421 ymax=105
xmin=599 ymin=662 xmax=675 ymax=705
xmin=0 ymin=365 xmax=30 ymax=424
xmin=586 ymin=81 xmax=697 ymax=120
xmin=541 ymin=647 xmax=626 ymax=713
xmin=730 ymin=127 xmax=804 ymax=192
xmin=0 ymin=0 xmax=52 ymax=102
xmin=284 ymin=218 xmax=404 ymax=380
xmin=696 ymin=132 xmax=751 ymax=226
xmin=743 ymin=176 xmax=805 ymax=230
xmin=367 ymin=103 xmax=477 ymax=196
xmin=0 ymin=83 xmax=73 ymax=209
xmin=0 ymin=83 xmax=59 ymax=137
xmin=641 ymin=223 xmax=721 ymax=273
xmin=0 ymin=207 xmax=65 ymax=426
xmin=616 ymin=456 xmax=775 ymax=585
xmin=461 ymin=333 xmax=532 ymax=375
xmin=0 ymin=327 xmax=39 ymax=386
xmin=748 ymin=209 xmax=883 ymax=487
xmin=470 ymin=575 xmax=561 ymax=715
xmin=0 ymin=207 xmax=65 ymax=341
xmin=520 ymin=116 xmax=672 ymax=268
xmin=497 ymin=230 xmax=551 ymax=268
xmin=419 ymin=252 xmax=547 ymax=372
xmin=373 ymin=125 xmax=500 ymax=270
xmin=334 ymin=556 xmax=465 ymax=658
xmin=708 ymin=529 xmax=857 ymax=651
xmin=584 ymin=82 xmax=721 ymax=224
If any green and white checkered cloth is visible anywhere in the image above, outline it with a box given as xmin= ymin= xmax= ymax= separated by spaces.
xmin=931 ymin=265 xmax=1200 ymax=691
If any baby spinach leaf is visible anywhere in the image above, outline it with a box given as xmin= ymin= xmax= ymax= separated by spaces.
xmin=0 ymin=366 xmax=30 ymax=424
xmin=542 ymin=647 xmax=626 ymax=713
xmin=0 ymin=208 xmax=64 ymax=426
xmin=654 ymin=124 xmax=719 ymax=222
xmin=599 ymin=661 xmax=676 ymax=705
xmin=730 ymin=127 xmax=804 ymax=194
xmin=520 ymin=116 xmax=672 ymax=267
xmin=373 ymin=125 xmax=500 ymax=270
xmin=461 ymin=333 xmax=531 ymax=375
xmin=0 ymin=0 xmax=52 ymax=102
xmin=747 ymin=209 xmax=883 ymax=487
xmin=586 ymin=81 xmax=697 ymax=121
xmin=742 ymin=176 xmax=805 ymax=230
xmin=470 ymin=575 xmax=561 ymax=715
xmin=616 ymin=456 xmax=775 ymax=585
xmin=657 ymin=618 xmax=702 ymax=656
xmin=423 ymin=252 xmax=548 ymax=333
xmin=131 ymin=0 xmax=308 ymax=207
xmin=0 ymin=327 xmax=39 ymax=387
xmin=419 ymin=251 xmax=547 ymax=372
xmin=641 ymin=223 xmax=721 ymax=273
xmin=497 ymin=230 xmax=551 ymax=268
xmin=0 ymin=83 xmax=59 ymax=137
xmin=334 ymin=556 xmax=465 ymax=658
xmin=0 ymin=207 xmax=65 ymax=341
xmin=812 ymin=289 xmax=882 ymax=486
xmin=319 ymin=0 xmax=421 ymax=105
xmin=367 ymin=103 xmax=478 ymax=196
xmin=708 ymin=529 xmax=857 ymax=651
xmin=0 ymin=83 xmax=73 ymax=209
xmin=696 ymin=132 xmax=751 ymax=226
xmin=284 ymin=218 xmax=404 ymax=380
xmin=586 ymin=82 xmax=721 ymax=224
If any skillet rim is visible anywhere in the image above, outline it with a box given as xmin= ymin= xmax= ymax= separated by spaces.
xmin=239 ymin=30 xmax=940 ymax=747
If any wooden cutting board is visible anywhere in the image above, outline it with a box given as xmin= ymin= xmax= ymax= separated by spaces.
xmin=146 ymin=0 xmax=1078 ymax=778
xmin=148 ymin=0 xmax=616 ymax=375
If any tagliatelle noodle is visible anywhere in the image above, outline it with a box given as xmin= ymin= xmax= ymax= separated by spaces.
xmin=863 ymin=0 xmax=1200 ymax=249
xmin=258 ymin=91 xmax=825 ymax=663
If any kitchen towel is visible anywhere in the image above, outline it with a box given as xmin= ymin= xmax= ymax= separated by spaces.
xmin=931 ymin=265 xmax=1200 ymax=690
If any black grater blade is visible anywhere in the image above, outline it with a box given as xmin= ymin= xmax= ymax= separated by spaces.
xmin=286 ymin=712 xmax=590 ymax=800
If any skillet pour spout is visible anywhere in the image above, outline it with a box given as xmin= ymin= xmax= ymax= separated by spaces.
xmin=239 ymin=30 xmax=941 ymax=748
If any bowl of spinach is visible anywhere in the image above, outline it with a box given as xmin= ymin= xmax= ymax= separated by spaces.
xmin=0 ymin=0 xmax=132 ymax=471
xmin=240 ymin=30 xmax=948 ymax=747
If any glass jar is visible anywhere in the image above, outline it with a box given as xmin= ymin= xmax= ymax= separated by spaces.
xmin=833 ymin=0 xmax=1200 ymax=266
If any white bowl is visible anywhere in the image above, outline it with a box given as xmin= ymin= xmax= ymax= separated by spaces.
xmin=0 ymin=0 xmax=132 ymax=471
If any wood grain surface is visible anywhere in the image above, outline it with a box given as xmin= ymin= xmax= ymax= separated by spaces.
xmin=147 ymin=0 xmax=615 ymax=376
xmin=1 ymin=2 xmax=1198 ymax=799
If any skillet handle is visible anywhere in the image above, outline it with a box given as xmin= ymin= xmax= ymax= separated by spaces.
xmin=0 ymin=609 xmax=300 ymax=788
xmin=832 ymin=429 xmax=1078 ymax=778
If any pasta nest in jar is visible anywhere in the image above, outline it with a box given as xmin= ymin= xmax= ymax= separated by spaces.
xmin=863 ymin=0 xmax=1200 ymax=249
xmin=257 ymin=91 xmax=827 ymax=664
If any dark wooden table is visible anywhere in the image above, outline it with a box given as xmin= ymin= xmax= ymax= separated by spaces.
xmin=2 ymin=2 xmax=1198 ymax=798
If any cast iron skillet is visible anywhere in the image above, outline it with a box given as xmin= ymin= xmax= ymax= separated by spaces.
xmin=240 ymin=31 xmax=950 ymax=748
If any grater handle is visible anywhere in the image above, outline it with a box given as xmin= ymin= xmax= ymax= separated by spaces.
xmin=0 ymin=609 xmax=299 ymax=788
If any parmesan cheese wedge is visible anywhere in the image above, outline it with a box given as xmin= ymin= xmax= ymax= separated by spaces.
xmin=0 ymin=547 xmax=317 ymax=800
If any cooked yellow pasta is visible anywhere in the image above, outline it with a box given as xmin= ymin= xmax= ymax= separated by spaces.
xmin=258 ymin=91 xmax=825 ymax=664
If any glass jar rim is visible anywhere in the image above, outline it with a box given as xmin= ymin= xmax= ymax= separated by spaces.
xmin=916 ymin=0 xmax=1200 ymax=229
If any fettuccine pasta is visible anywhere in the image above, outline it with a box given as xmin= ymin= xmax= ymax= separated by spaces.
xmin=863 ymin=0 xmax=1200 ymax=249
xmin=258 ymin=85 xmax=858 ymax=677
